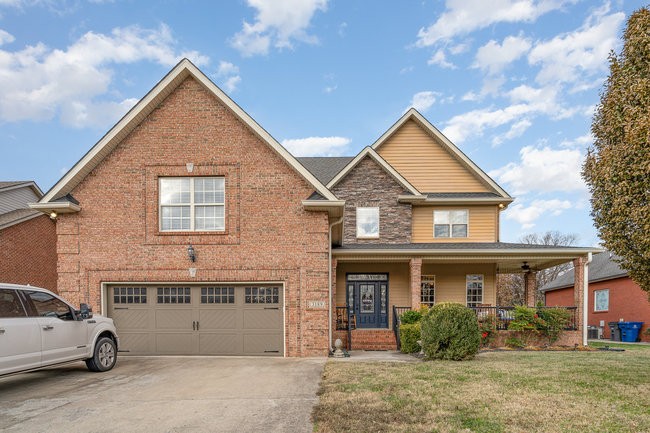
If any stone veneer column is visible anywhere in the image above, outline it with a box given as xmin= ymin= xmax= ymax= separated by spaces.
xmin=410 ymin=258 xmax=422 ymax=310
xmin=573 ymin=256 xmax=586 ymax=337
xmin=525 ymin=271 xmax=537 ymax=306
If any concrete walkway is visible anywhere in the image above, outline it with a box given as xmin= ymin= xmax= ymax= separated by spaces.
xmin=0 ymin=356 xmax=325 ymax=433
xmin=331 ymin=350 xmax=419 ymax=362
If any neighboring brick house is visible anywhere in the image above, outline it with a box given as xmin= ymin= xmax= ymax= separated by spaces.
xmin=0 ymin=181 xmax=57 ymax=292
xmin=31 ymin=60 xmax=599 ymax=357
xmin=542 ymin=252 xmax=650 ymax=342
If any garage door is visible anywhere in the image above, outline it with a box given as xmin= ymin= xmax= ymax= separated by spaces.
xmin=107 ymin=284 xmax=283 ymax=356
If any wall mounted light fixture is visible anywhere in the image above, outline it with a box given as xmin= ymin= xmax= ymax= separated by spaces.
xmin=49 ymin=211 xmax=58 ymax=220
xmin=187 ymin=244 xmax=196 ymax=262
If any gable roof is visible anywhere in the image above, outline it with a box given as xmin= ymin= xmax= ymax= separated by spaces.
xmin=540 ymin=252 xmax=629 ymax=292
xmin=326 ymin=147 xmax=422 ymax=196
xmin=36 ymin=59 xmax=338 ymax=209
xmin=0 ymin=208 xmax=42 ymax=230
xmin=0 ymin=181 xmax=43 ymax=197
xmin=297 ymin=157 xmax=354 ymax=185
xmin=371 ymin=109 xmax=512 ymax=200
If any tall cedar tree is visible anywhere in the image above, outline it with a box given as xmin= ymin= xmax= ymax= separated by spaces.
xmin=583 ymin=7 xmax=650 ymax=294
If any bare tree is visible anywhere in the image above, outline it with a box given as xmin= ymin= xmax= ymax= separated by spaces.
xmin=497 ymin=231 xmax=579 ymax=306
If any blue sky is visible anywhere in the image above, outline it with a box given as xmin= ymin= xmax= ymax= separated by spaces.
xmin=0 ymin=0 xmax=642 ymax=245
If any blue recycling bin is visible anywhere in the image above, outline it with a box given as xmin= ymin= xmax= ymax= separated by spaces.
xmin=619 ymin=322 xmax=644 ymax=342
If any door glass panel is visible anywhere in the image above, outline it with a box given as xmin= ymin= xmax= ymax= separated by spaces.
xmin=0 ymin=289 xmax=27 ymax=318
xmin=26 ymin=291 xmax=74 ymax=320
xmin=380 ymin=284 xmax=387 ymax=314
xmin=347 ymin=284 xmax=354 ymax=309
xmin=360 ymin=284 xmax=374 ymax=313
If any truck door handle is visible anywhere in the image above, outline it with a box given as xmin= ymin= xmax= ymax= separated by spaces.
xmin=0 ymin=328 xmax=5 ymax=334
xmin=42 ymin=325 xmax=54 ymax=331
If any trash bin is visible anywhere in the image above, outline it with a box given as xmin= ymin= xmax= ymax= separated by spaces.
xmin=608 ymin=322 xmax=621 ymax=341
xmin=619 ymin=322 xmax=644 ymax=342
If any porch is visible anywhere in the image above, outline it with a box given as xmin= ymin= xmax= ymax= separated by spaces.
xmin=330 ymin=244 xmax=595 ymax=351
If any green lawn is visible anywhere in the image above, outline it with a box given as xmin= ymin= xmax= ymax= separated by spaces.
xmin=589 ymin=341 xmax=650 ymax=351
xmin=312 ymin=350 xmax=650 ymax=433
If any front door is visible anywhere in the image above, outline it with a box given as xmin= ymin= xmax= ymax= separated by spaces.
xmin=347 ymin=275 xmax=388 ymax=328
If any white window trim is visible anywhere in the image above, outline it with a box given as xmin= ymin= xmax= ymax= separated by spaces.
xmin=465 ymin=274 xmax=484 ymax=307
xmin=421 ymin=275 xmax=436 ymax=306
xmin=159 ymin=177 xmax=226 ymax=232
xmin=433 ymin=209 xmax=469 ymax=239
xmin=594 ymin=289 xmax=609 ymax=312
xmin=356 ymin=207 xmax=380 ymax=239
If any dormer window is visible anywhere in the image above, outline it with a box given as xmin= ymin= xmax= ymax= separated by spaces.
xmin=356 ymin=207 xmax=379 ymax=239
xmin=434 ymin=210 xmax=468 ymax=238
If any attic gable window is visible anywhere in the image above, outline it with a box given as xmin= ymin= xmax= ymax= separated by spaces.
xmin=159 ymin=177 xmax=225 ymax=232
xmin=433 ymin=210 xmax=468 ymax=238
xmin=356 ymin=207 xmax=379 ymax=239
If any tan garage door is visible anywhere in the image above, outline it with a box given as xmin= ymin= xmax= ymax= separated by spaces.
xmin=107 ymin=285 xmax=283 ymax=356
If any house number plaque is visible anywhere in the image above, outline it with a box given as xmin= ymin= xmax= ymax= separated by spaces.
xmin=308 ymin=300 xmax=327 ymax=309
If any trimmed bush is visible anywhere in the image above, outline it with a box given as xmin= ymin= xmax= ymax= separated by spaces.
xmin=399 ymin=323 xmax=421 ymax=353
xmin=400 ymin=310 xmax=422 ymax=324
xmin=420 ymin=303 xmax=480 ymax=361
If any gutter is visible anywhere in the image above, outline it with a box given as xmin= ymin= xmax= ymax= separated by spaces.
xmin=332 ymin=247 xmax=603 ymax=256
xmin=583 ymin=252 xmax=593 ymax=346
xmin=328 ymin=215 xmax=344 ymax=353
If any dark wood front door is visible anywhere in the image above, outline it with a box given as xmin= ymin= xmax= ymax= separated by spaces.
xmin=347 ymin=276 xmax=388 ymax=329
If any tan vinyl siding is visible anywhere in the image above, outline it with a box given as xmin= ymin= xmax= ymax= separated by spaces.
xmin=376 ymin=120 xmax=491 ymax=193
xmin=422 ymin=263 xmax=497 ymax=306
xmin=412 ymin=205 xmax=498 ymax=242
xmin=336 ymin=262 xmax=409 ymax=328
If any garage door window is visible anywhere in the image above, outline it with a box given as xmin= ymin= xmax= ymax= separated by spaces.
xmin=201 ymin=287 xmax=235 ymax=304
xmin=157 ymin=287 xmax=191 ymax=304
xmin=113 ymin=287 xmax=147 ymax=304
xmin=245 ymin=287 xmax=279 ymax=304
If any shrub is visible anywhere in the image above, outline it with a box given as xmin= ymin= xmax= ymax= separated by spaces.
xmin=537 ymin=308 xmax=571 ymax=344
xmin=400 ymin=310 xmax=422 ymax=325
xmin=420 ymin=303 xmax=480 ymax=361
xmin=505 ymin=337 xmax=525 ymax=349
xmin=400 ymin=323 xmax=421 ymax=353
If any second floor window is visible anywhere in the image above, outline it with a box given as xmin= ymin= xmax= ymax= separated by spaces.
xmin=434 ymin=210 xmax=468 ymax=238
xmin=356 ymin=207 xmax=379 ymax=238
xmin=159 ymin=177 xmax=225 ymax=232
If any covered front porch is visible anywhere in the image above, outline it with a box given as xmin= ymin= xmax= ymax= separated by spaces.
xmin=331 ymin=243 xmax=596 ymax=351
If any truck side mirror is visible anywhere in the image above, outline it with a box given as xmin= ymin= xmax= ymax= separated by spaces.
xmin=79 ymin=303 xmax=93 ymax=320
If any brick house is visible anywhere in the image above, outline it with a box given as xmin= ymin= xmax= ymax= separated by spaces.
xmin=31 ymin=60 xmax=599 ymax=357
xmin=542 ymin=252 xmax=650 ymax=342
xmin=0 ymin=181 xmax=57 ymax=291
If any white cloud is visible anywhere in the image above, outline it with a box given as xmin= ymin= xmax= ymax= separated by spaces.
xmin=474 ymin=34 xmax=531 ymax=75
xmin=427 ymin=49 xmax=455 ymax=69
xmin=528 ymin=7 xmax=625 ymax=86
xmin=443 ymin=103 xmax=531 ymax=144
xmin=323 ymin=84 xmax=337 ymax=94
xmin=216 ymin=61 xmax=241 ymax=93
xmin=489 ymin=145 xmax=586 ymax=195
xmin=0 ymin=29 xmax=14 ymax=45
xmin=282 ymin=136 xmax=350 ymax=156
xmin=416 ymin=0 xmax=573 ymax=47
xmin=492 ymin=118 xmax=532 ymax=146
xmin=504 ymin=199 xmax=573 ymax=229
xmin=0 ymin=24 xmax=208 ymax=127
xmin=560 ymin=133 xmax=592 ymax=148
xmin=230 ymin=0 xmax=328 ymax=57
xmin=405 ymin=91 xmax=439 ymax=113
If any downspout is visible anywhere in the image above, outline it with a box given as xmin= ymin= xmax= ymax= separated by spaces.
xmin=328 ymin=215 xmax=344 ymax=353
xmin=583 ymin=252 xmax=593 ymax=346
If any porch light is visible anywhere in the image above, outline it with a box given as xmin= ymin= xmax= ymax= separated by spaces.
xmin=521 ymin=262 xmax=530 ymax=272
xmin=49 ymin=211 xmax=57 ymax=220
xmin=187 ymin=244 xmax=196 ymax=262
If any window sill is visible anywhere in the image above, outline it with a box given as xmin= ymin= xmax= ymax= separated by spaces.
xmin=594 ymin=310 xmax=609 ymax=314
xmin=357 ymin=236 xmax=380 ymax=240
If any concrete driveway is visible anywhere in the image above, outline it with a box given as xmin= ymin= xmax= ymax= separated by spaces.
xmin=0 ymin=356 xmax=325 ymax=433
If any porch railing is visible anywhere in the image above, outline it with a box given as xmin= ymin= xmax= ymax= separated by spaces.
xmin=336 ymin=306 xmax=355 ymax=350
xmin=392 ymin=306 xmax=412 ymax=351
xmin=471 ymin=306 xmax=578 ymax=331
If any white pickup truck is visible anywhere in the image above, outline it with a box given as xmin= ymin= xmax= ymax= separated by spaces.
xmin=0 ymin=283 xmax=119 ymax=376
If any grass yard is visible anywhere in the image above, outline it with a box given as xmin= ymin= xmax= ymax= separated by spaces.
xmin=312 ymin=349 xmax=650 ymax=433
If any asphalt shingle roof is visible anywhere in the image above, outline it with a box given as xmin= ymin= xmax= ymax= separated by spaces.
xmin=0 ymin=208 xmax=41 ymax=229
xmin=0 ymin=181 xmax=31 ymax=190
xmin=541 ymin=252 xmax=628 ymax=292
xmin=297 ymin=157 xmax=354 ymax=185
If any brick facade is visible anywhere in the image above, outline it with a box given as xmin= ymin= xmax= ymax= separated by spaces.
xmin=546 ymin=276 xmax=650 ymax=342
xmin=55 ymin=77 xmax=330 ymax=357
xmin=331 ymin=156 xmax=411 ymax=244
xmin=0 ymin=215 xmax=57 ymax=292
